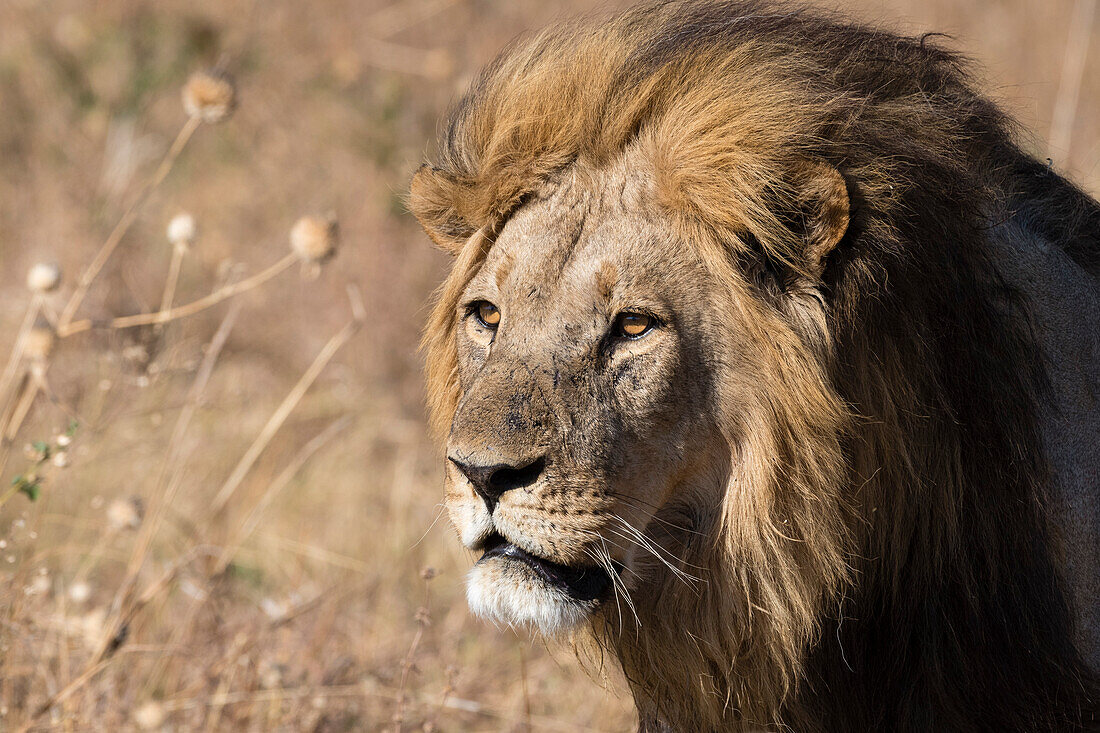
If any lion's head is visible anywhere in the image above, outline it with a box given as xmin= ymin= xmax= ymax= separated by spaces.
xmin=417 ymin=142 xmax=851 ymax=635
xmin=411 ymin=2 xmax=1098 ymax=730
xmin=426 ymin=151 xmax=849 ymax=638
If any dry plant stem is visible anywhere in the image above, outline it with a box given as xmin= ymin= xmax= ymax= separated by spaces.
xmin=213 ymin=415 xmax=353 ymax=575
xmin=0 ymin=373 xmax=29 ymax=484
xmin=392 ymin=622 xmax=426 ymax=733
xmin=254 ymin=530 xmax=372 ymax=573
xmin=18 ymin=309 xmax=241 ymax=730
xmin=95 ymin=302 xmax=241 ymax=665
xmin=58 ymin=252 xmax=297 ymax=337
xmin=110 ymin=548 xmax=218 ymax=699
xmin=0 ymin=370 xmax=48 ymax=505
xmin=203 ymin=633 xmax=248 ymax=732
xmin=1049 ymin=0 xmax=1098 ymax=156
xmin=0 ymin=294 xmax=42 ymax=413
xmin=520 ymin=645 xmax=533 ymax=733
xmin=143 ymin=302 xmax=362 ymax=694
xmin=19 ymin=657 xmax=112 ymax=732
xmin=5 ymin=372 xmax=42 ymax=440
xmin=394 ymin=577 xmax=433 ymax=733
xmin=139 ymin=569 xmax=207 ymax=698
xmin=158 ymin=245 xmax=187 ymax=323
xmin=0 ymin=296 xmax=44 ymax=480
xmin=147 ymin=290 xmax=361 ymax=698
xmin=207 ymin=287 xmax=365 ymax=517
xmin=156 ymin=682 xmax=613 ymax=733
xmin=56 ymin=582 xmax=73 ymax=732
xmin=149 ymin=570 xmax=358 ymax=701
xmin=134 ymin=545 xmax=220 ymax=609
xmin=58 ymin=116 xmax=202 ymax=330
xmin=109 ymin=306 xmax=241 ymax=613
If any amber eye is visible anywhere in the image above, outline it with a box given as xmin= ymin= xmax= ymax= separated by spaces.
xmin=473 ymin=301 xmax=501 ymax=328
xmin=615 ymin=312 xmax=653 ymax=339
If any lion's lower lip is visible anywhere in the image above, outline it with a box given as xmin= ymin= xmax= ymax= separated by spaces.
xmin=478 ymin=533 xmax=611 ymax=602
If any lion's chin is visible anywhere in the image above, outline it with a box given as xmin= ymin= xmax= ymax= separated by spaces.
xmin=465 ymin=554 xmax=602 ymax=636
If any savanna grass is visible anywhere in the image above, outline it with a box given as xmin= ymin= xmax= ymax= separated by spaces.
xmin=0 ymin=68 xmax=366 ymax=731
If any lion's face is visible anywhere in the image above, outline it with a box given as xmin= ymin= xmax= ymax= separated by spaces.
xmin=444 ymin=165 xmax=728 ymax=633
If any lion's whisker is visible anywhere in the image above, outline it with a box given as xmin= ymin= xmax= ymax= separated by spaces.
xmin=584 ymin=545 xmax=626 ymax=632
xmin=605 ymin=526 xmax=701 ymax=592
xmin=605 ymin=492 xmax=708 ymax=538
xmin=610 ymin=516 xmax=705 ymax=585
xmin=595 ymin=541 xmax=640 ymax=629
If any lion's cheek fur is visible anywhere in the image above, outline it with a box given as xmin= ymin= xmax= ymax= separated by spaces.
xmin=443 ymin=469 xmax=493 ymax=549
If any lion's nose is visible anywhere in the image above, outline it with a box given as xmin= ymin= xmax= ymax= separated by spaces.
xmin=449 ymin=455 xmax=546 ymax=511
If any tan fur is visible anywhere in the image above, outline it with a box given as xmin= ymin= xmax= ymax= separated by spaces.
xmin=412 ymin=2 xmax=1099 ymax=730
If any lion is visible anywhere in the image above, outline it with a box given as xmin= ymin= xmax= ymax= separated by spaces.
xmin=408 ymin=2 xmax=1100 ymax=730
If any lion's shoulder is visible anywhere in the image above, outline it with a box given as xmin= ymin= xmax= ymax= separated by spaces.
xmin=990 ymin=218 xmax=1100 ymax=668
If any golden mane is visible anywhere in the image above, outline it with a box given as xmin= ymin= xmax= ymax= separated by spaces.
xmin=412 ymin=2 xmax=1100 ymax=729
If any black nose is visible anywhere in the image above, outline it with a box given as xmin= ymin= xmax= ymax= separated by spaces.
xmin=450 ymin=455 xmax=546 ymax=510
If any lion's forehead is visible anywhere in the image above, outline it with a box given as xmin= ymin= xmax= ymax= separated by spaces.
xmin=483 ymin=171 xmax=677 ymax=318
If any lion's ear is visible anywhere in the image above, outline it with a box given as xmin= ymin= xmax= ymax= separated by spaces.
xmin=793 ymin=161 xmax=849 ymax=278
xmin=409 ymin=165 xmax=477 ymax=255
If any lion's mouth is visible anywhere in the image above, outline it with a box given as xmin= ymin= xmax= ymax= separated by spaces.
xmin=477 ymin=532 xmax=612 ymax=602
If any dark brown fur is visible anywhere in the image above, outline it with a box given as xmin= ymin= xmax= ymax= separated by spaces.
xmin=411 ymin=2 xmax=1100 ymax=730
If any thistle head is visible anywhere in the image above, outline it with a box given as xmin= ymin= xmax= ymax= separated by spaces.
xmin=26 ymin=263 xmax=61 ymax=294
xmin=290 ymin=215 xmax=339 ymax=267
xmin=182 ymin=69 xmax=237 ymax=123
xmin=167 ymin=213 xmax=197 ymax=250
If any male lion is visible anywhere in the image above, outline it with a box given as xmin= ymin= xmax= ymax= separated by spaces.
xmin=409 ymin=2 xmax=1100 ymax=730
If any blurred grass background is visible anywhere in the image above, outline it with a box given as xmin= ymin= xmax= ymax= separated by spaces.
xmin=0 ymin=0 xmax=1095 ymax=729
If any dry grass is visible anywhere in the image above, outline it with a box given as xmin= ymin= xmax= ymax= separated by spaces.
xmin=0 ymin=0 xmax=1094 ymax=730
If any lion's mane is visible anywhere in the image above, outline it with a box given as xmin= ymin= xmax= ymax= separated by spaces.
xmin=411 ymin=2 xmax=1100 ymax=730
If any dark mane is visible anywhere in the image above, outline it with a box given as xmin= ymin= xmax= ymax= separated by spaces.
xmin=411 ymin=2 xmax=1099 ymax=729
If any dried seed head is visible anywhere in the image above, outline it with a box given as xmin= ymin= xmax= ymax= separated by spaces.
xmin=106 ymin=496 xmax=143 ymax=531
xmin=69 ymin=581 xmax=91 ymax=604
xmin=259 ymin=661 xmax=286 ymax=689
xmin=166 ymin=212 xmax=196 ymax=248
xmin=26 ymin=573 xmax=49 ymax=596
xmin=24 ymin=320 xmax=55 ymax=362
xmin=78 ymin=607 xmax=105 ymax=650
xmin=52 ymin=451 xmax=70 ymax=468
xmin=260 ymin=597 xmax=287 ymax=621
xmin=182 ymin=69 xmax=236 ymax=123
xmin=420 ymin=566 xmax=437 ymax=581
xmin=178 ymin=577 xmax=207 ymax=601
xmin=133 ymin=701 xmax=166 ymax=730
xmin=290 ymin=215 xmax=338 ymax=265
xmin=26 ymin=262 xmax=62 ymax=293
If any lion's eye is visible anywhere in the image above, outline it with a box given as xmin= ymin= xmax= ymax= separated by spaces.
xmin=615 ymin=312 xmax=653 ymax=339
xmin=472 ymin=301 xmax=501 ymax=329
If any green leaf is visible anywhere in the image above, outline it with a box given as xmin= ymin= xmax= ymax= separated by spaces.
xmin=12 ymin=475 xmax=40 ymax=501
xmin=227 ymin=562 xmax=264 ymax=588
xmin=19 ymin=481 xmax=40 ymax=501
